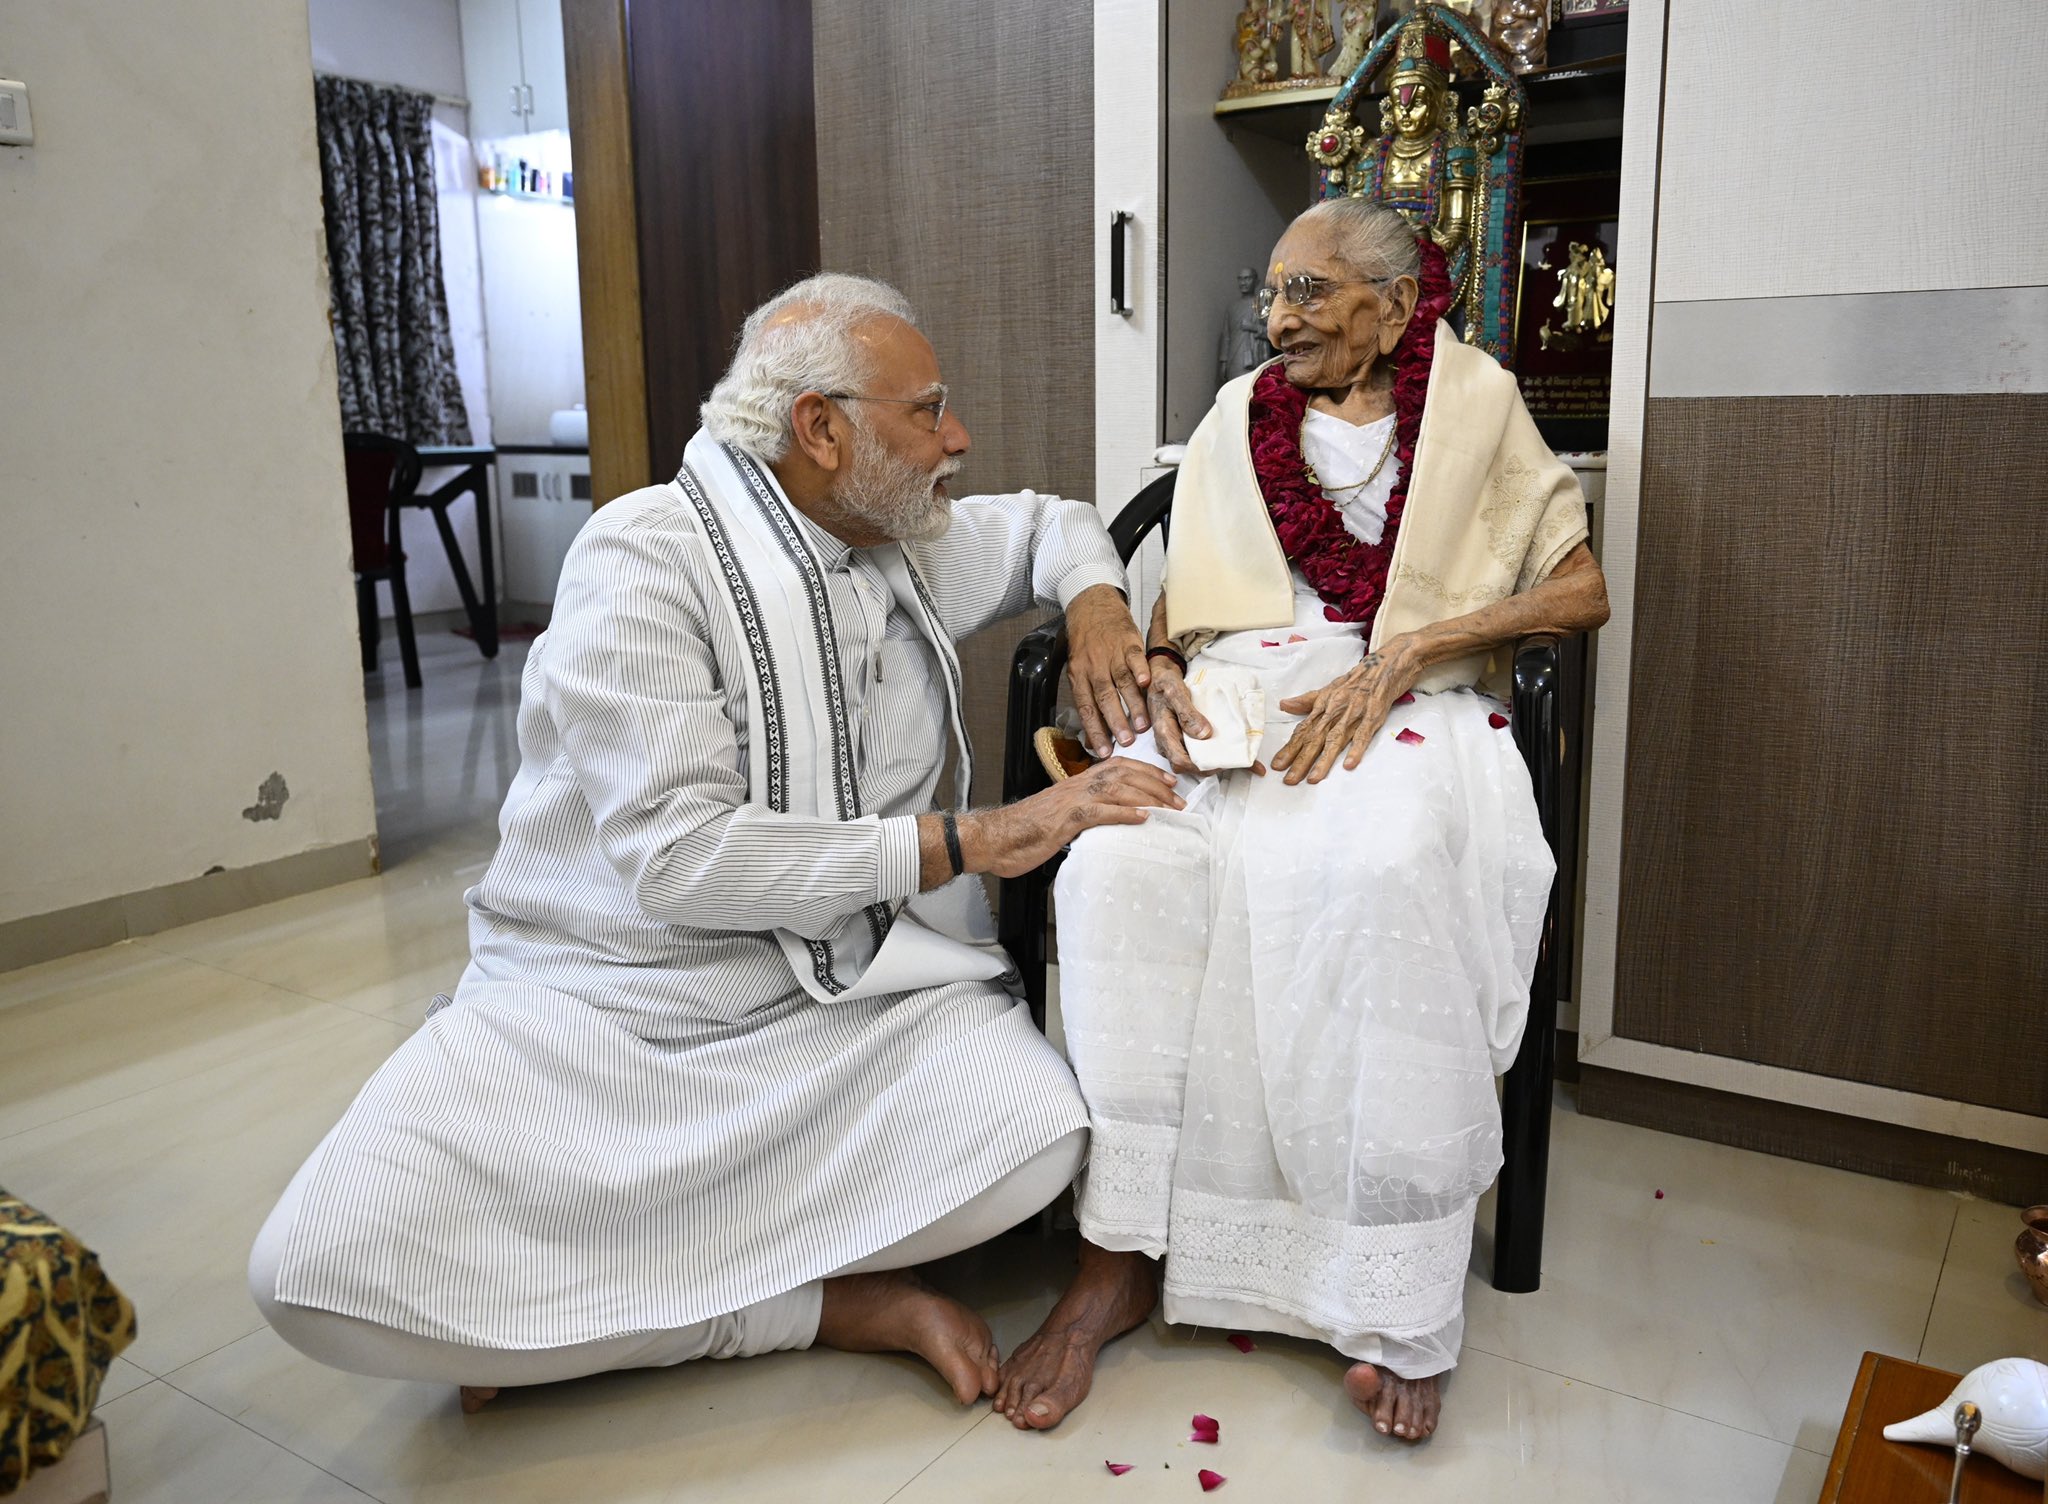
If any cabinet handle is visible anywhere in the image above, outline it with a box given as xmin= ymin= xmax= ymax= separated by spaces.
xmin=510 ymin=85 xmax=522 ymax=116
xmin=523 ymin=82 xmax=535 ymax=116
xmin=1109 ymin=210 xmax=1133 ymax=317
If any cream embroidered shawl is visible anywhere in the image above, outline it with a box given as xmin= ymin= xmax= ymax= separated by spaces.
xmin=1164 ymin=323 xmax=1588 ymax=697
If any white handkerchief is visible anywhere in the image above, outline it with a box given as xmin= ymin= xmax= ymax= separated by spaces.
xmin=1183 ymin=661 xmax=1264 ymax=771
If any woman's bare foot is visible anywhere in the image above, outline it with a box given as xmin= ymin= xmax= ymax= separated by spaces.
xmin=993 ymin=1242 xmax=1158 ymax=1430
xmin=1343 ymin=1362 xmax=1441 ymax=1441
xmin=458 ymin=1385 xmax=499 ymax=1414
xmin=817 ymin=1270 xmax=1001 ymax=1405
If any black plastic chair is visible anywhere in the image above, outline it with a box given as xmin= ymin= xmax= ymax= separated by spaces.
xmin=343 ymin=432 xmax=426 ymax=689
xmin=997 ymin=468 xmax=1565 ymax=1294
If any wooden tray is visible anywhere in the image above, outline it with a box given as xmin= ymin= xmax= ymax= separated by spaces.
xmin=1820 ymin=1352 xmax=2040 ymax=1503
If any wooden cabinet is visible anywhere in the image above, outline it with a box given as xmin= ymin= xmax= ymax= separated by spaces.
xmin=459 ymin=0 xmax=569 ymax=137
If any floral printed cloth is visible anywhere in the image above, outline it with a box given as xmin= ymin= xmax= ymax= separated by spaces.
xmin=0 ymin=1191 xmax=135 ymax=1494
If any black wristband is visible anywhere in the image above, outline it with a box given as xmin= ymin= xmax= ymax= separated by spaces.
xmin=1145 ymin=644 xmax=1188 ymax=674
xmin=941 ymin=810 xmax=965 ymax=877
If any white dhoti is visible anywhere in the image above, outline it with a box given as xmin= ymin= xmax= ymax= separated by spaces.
xmin=250 ymin=1125 xmax=1085 ymax=1387
xmin=1055 ymin=590 xmax=1552 ymax=1377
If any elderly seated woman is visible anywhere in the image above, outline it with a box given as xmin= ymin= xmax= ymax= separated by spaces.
xmin=992 ymin=198 xmax=1610 ymax=1443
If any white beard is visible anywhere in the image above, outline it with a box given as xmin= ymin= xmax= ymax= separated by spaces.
xmin=837 ymin=428 xmax=958 ymax=544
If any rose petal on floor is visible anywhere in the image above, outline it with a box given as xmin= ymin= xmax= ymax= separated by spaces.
xmin=1191 ymin=1413 xmax=1220 ymax=1442
xmin=1287 ymin=633 xmax=1307 ymax=643
xmin=1488 ymin=711 xmax=1509 ymax=728
xmin=1395 ymin=728 xmax=1425 ymax=745
xmin=1106 ymin=1462 xmax=1134 ymax=1476
xmin=1226 ymin=1333 xmax=1255 ymax=1353
xmin=1396 ymin=691 xmax=1415 ymax=705
xmin=1199 ymin=1469 xmax=1228 ymax=1491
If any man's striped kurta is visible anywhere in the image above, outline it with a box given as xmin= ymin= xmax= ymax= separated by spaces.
xmin=272 ymin=457 xmax=1122 ymax=1349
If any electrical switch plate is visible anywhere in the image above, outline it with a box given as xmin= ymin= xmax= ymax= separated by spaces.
xmin=0 ymin=80 xmax=33 ymax=146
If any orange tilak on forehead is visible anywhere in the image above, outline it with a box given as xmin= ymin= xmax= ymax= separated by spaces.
xmin=1269 ymin=260 xmax=1286 ymax=280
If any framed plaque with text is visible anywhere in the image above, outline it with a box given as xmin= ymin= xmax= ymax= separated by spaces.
xmin=1514 ymin=172 xmax=1620 ymax=452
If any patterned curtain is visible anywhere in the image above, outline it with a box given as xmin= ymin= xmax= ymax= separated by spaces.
xmin=313 ymin=76 xmax=472 ymax=445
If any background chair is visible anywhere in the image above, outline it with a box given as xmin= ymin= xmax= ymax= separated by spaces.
xmin=343 ymin=432 xmax=425 ymax=690
xmin=998 ymin=468 xmax=1569 ymax=1294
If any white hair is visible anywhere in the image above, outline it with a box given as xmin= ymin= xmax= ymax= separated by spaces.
xmin=699 ymin=273 xmax=918 ymax=461
xmin=1293 ymin=197 xmax=1422 ymax=285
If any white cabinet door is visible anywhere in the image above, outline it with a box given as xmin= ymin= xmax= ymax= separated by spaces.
xmin=498 ymin=456 xmax=591 ymax=606
xmin=498 ymin=458 xmax=553 ymax=604
xmin=517 ymin=0 xmax=570 ymax=135
xmin=459 ymin=0 xmax=527 ymax=138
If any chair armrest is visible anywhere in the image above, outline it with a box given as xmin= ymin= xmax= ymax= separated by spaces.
xmin=1003 ymin=619 xmax=1070 ymax=804
xmin=1511 ymin=635 xmax=1562 ymax=851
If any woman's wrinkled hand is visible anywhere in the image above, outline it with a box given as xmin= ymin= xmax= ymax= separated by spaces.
xmin=1064 ymin=585 xmax=1151 ymax=757
xmin=1145 ymin=661 xmax=1213 ymax=775
xmin=1270 ymin=640 xmax=1421 ymax=785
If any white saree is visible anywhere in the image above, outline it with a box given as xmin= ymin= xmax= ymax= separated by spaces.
xmin=1057 ymin=330 xmax=1584 ymax=1377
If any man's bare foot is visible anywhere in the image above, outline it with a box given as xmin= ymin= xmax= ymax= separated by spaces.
xmin=459 ymin=1385 xmax=499 ymax=1414
xmin=993 ymin=1242 xmax=1158 ymax=1431
xmin=1343 ymin=1362 xmax=1441 ymax=1441
xmin=817 ymin=1270 xmax=1001 ymax=1405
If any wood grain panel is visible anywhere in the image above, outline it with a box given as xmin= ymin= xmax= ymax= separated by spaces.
xmin=627 ymin=0 xmax=820 ymax=480
xmin=1613 ymin=395 xmax=2048 ymax=1117
xmin=562 ymin=0 xmax=650 ymax=506
xmin=813 ymin=0 xmax=1093 ymax=804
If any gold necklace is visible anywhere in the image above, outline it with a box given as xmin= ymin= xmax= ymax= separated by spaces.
xmin=1302 ymin=412 xmax=1398 ymax=498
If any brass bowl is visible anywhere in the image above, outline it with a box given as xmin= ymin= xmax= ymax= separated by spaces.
xmin=2018 ymin=1204 xmax=2048 ymax=1307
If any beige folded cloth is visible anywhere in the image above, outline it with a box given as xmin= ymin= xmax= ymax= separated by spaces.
xmin=1183 ymin=661 xmax=1264 ymax=772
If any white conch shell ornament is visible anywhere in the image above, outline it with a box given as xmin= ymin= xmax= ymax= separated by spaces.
xmin=1881 ymin=1357 xmax=2048 ymax=1481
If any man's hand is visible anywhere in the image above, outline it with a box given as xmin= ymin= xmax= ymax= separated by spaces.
xmin=1064 ymin=585 xmax=1150 ymax=758
xmin=1270 ymin=638 xmax=1422 ymax=786
xmin=1145 ymin=661 xmax=1214 ymax=775
xmin=929 ymin=760 xmax=1180 ymax=883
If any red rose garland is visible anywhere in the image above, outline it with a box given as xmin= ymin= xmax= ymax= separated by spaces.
xmin=1247 ymin=233 xmax=1454 ymax=627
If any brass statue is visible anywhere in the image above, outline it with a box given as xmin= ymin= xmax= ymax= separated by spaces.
xmin=1306 ymin=5 xmax=1527 ymax=359
xmin=1539 ymin=240 xmax=1615 ymax=349
xmin=1370 ymin=27 xmax=1482 ymax=321
xmin=1551 ymin=242 xmax=1614 ymax=334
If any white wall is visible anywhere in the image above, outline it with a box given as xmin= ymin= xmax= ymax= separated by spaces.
xmin=308 ymin=0 xmax=498 ymax=618
xmin=307 ymin=0 xmax=467 ymax=108
xmin=0 ymin=1 xmax=379 ymax=925
xmin=1094 ymin=0 xmax=1164 ymax=516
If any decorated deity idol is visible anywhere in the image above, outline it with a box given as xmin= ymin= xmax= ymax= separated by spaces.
xmin=1367 ymin=30 xmax=1479 ymax=316
xmin=1306 ymin=4 xmax=1527 ymax=360
xmin=1285 ymin=0 xmax=1339 ymax=79
xmin=1230 ymin=0 xmax=1281 ymax=91
xmin=1331 ymin=0 xmax=1375 ymax=81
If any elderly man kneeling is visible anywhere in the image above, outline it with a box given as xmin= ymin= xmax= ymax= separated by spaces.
xmin=994 ymin=199 xmax=1610 ymax=1442
xmin=249 ymin=274 xmax=1178 ymax=1410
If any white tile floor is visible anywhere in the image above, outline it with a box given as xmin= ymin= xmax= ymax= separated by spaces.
xmin=5 ymin=630 xmax=2043 ymax=1502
